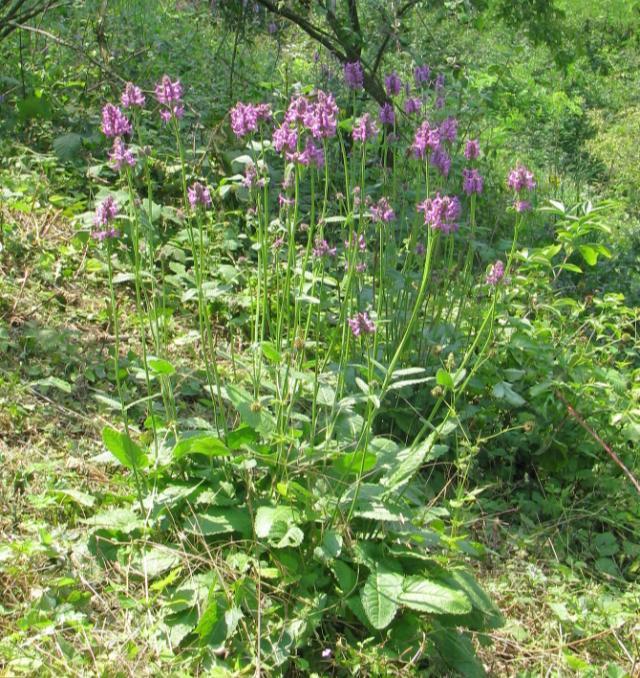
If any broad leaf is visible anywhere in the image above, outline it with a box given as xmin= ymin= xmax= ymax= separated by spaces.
xmin=399 ymin=576 xmax=472 ymax=615
xmin=102 ymin=427 xmax=147 ymax=470
xmin=361 ymin=563 xmax=404 ymax=629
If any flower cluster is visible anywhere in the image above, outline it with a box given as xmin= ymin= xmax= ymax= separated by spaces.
xmin=188 ymin=182 xmax=212 ymax=209
xmin=417 ymin=193 xmax=461 ymax=234
xmin=93 ymin=196 xmax=120 ymax=240
xmin=462 ymin=168 xmax=483 ymax=196
xmin=379 ymin=102 xmax=395 ymax=126
xmin=155 ymin=75 xmax=184 ymax=124
xmin=464 ymin=139 xmax=480 ymax=160
xmin=101 ymin=104 xmax=132 ymax=138
xmin=121 ymin=82 xmax=145 ymax=108
xmin=348 ymin=312 xmax=375 ymax=337
xmin=312 ymin=238 xmax=337 ymax=258
xmin=344 ymin=61 xmax=364 ymax=90
xmin=414 ymin=64 xmax=431 ymax=86
xmin=384 ymin=71 xmax=402 ymax=97
xmin=108 ymin=137 xmax=136 ymax=171
xmin=486 ymin=260 xmax=505 ymax=285
xmin=411 ymin=120 xmax=441 ymax=158
xmin=352 ymin=113 xmax=379 ymax=143
xmin=404 ymin=97 xmax=422 ymax=115
xmin=230 ymin=102 xmax=272 ymax=138
xmin=370 ymin=197 xmax=395 ymax=223
xmin=507 ymin=164 xmax=536 ymax=192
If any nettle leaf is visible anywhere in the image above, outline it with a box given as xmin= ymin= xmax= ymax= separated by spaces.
xmin=254 ymin=505 xmax=303 ymax=547
xmin=183 ymin=508 xmax=251 ymax=537
xmin=84 ymin=508 xmax=145 ymax=534
xmin=332 ymin=560 xmax=358 ymax=594
xmin=382 ymin=432 xmax=445 ymax=493
xmin=52 ymin=133 xmax=83 ymax=161
xmin=313 ymin=530 xmax=343 ymax=563
xmin=399 ymin=576 xmax=472 ymax=615
xmin=333 ymin=450 xmax=377 ymax=476
xmin=431 ymin=624 xmax=486 ymax=677
xmin=173 ymin=434 xmax=229 ymax=460
xmin=492 ymin=381 xmax=525 ymax=407
xmin=147 ymin=357 xmax=176 ymax=376
xmin=132 ymin=545 xmax=181 ymax=578
xmin=101 ymin=427 xmax=148 ymax=470
xmin=361 ymin=562 xmax=404 ymax=629
xmin=226 ymin=384 xmax=275 ymax=434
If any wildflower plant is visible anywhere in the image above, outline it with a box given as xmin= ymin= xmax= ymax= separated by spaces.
xmin=84 ymin=62 xmax=537 ymax=674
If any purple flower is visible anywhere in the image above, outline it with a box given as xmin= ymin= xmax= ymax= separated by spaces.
xmin=312 ymin=238 xmax=337 ymax=258
xmin=431 ymin=146 xmax=451 ymax=177
xmin=121 ymin=82 xmax=145 ymax=108
xmin=514 ymin=199 xmax=532 ymax=212
xmin=101 ymin=104 xmax=132 ymax=138
xmin=417 ymin=193 xmax=461 ymax=234
xmin=414 ymin=64 xmax=431 ymax=87
xmin=415 ymin=242 xmax=426 ymax=255
xmin=344 ymin=61 xmax=364 ymax=90
xmin=486 ymin=260 xmax=505 ymax=285
xmin=285 ymin=95 xmax=310 ymax=125
xmin=439 ymin=116 xmax=458 ymax=143
xmin=435 ymin=73 xmax=445 ymax=92
xmin=464 ymin=139 xmax=480 ymax=160
xmin=345 ymin=233 xmax=367 ymax=251
xmin=348 ymin=312 xmax=376 ymax=337
xmin=384 ymin=71 xmax=402 ymax=97
xmin=159 ymin=105 xmax=184 ymax=124
xmin=507 ymin=165 xmax=536 ymax=192
xmin=404 ymin=97 xmax=422 ymax=115
xmin=108 ymin=137 xmax=136 ymax=171
xmin=278 ymin=193 xmax=294 ymax=208
xmin=379 ymin=102 xmax=395 ymax=126
xmin=188 ymin=182 xmax=212 ymax=209
xmin=230 ymin=102 xmax=271 ymax=138
xmin=321 ymin=648 xmax=332 ymax=659
xmin=155 ymin=75 xmax=183 ymax=105
xmin=303 ymin=90 xmax=339 ymax=139
xmin=297 ymin=138 xmax=325 ymax=168
xmin=370 ymin=197 xmax=395 ymax=223
xmin=412 ymin=120 xmax=440 ymax=158
xmin=272 ymin=123 xmax=298 ymax=153
xmin=435 ymin=95 xmax=445 ymax=110
xmin=268 ymin=21 xmax=277 ymax=34
xmin=94 ymin=195 xmax=119 ymax=229
xmin=462 ymin=168 xmax=483 ymax=196
xmin=352 ymin=113 xmax=379 ymax=143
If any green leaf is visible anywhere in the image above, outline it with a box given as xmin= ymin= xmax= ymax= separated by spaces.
xmin=431 ymin=624 xmax=486 ymax=677
xmin=261 ymin=342 xmax=282 ymax=363
xmin=492 ymin=381 xmax=525 ymax=407
xmin=226 ymin=425 xmax=258 ymax=450
xmin=399 ymin=576 xmax=472 ymax=615
xmin=333 ymin=450 xmax=377 ymax=476
xmin=332 ymin=560 xmax=357 ymax=594
xmin=101 ymin=427 xmax=147 ymax=470
xmin=173 ymin=434 xmax=229 ymax=460
xmin=313 ymin=530 xmax=342 ymax=563
xmin=52 ymin=133 xmax=83 ymax=161
xmin=361 ymin=563 xmax=404 ymax=630
xmin=33 ymin=376 xmax=72 ymax=393
xmin=383 ymin=432 xmax=444 ymax=492
xmin=183 ymin=508 xmax=251 ymax=537
xmin=52 ymin=488 xmax=95 ymax=507
xmin=436 ymin=369 xmax=455 ymax=390
xmin=226 ymin=384 xmax=275 ymax=434
xmin=84 ymin=508 xmax=144 ymax=534
xmin=578 ymin=244 xmax=598 ymax=266
xmin=132 ymin=545 xmax=181 ymax=578
xmin=147 ymin=357 xmax=176 ymax=375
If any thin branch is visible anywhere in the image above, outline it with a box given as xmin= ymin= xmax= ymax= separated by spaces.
xmin=556 ymin=390 xmax=640 ymax=496
xmin=6 ymin=20 xmax=127 ymax=82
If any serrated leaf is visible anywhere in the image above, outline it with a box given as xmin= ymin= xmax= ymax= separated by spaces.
xmin=53 ymin=133 xmax=82 ymax=161
xmin=361 ymin=563 xmax=404 ymax=629
xmin=183 ymin=508 xmax=251 ymax=537
xmin=399 ymin=576 xmax=472 ymax=615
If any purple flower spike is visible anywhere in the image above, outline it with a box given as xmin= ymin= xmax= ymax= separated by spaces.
xmin=486 ymin=260 xmax=505 ymax=285
xmin=412 ymin=120 xmax=440 ymax=159
xmin=93 ymin=196 xmax=120 ymax=240
xmin=431 ymin=146 xmax=451 ymax=177
xmin=439 ymin=116 xmax=458 ymax=143
xmin=303 ymin=90 xmax=339 ymax=139
xmin=414 ymin=64 xmax=431 ymax=87
xmin=108 ymin=138 xmax=136 ymax=171
xmin=370 ymin=197 xmax=395 ymax=223
xmin=101 ymin=104 xmax=132 ymax=138
xmin=155 ymin=75 xmax=183 ymax=105
xmin=344 ymin=61 xmax=364 ymax=90
xmin=384 ymin=71 xmax=402 ymax=97
xmin=312 ymin=238 xmax=337 ymax=258
xmin=121 ymin=82 xmax=146 ymax=108
xmin=348 ymin=312 xmax=376 ymax=337
xmin=379 ymin=102 xmax=395 ymax=126
xmin=417 ymin=193 xmax=461 ymax=234
xmin=273 ymin=123 xmax=298 ymax=153
xmin=404 ymin=97 xmax=422 ymax=115
xmin=464 ymin=139 xmax=480 ymax=160
xmin=352 ymin=113 xmax=379 ymax=143
xmin=462 ymin=168 xmax=483 ymax=196
xmin=188 ymin=182 xmax=212 ymax=209
xmin=514 ymin=199 xmax=532 ymax=212
xmin=508 ymin=165 xmax=536 ymax=192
